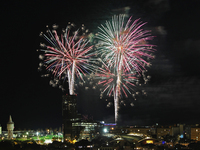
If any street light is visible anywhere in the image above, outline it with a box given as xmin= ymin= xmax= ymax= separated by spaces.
xmin=103 ymin=128 xmax=108 ymax=133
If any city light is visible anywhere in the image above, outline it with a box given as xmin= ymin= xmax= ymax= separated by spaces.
xmin=103 ymin=128 xmax=108 ymax=133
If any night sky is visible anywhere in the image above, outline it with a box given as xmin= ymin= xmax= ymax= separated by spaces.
xmin=1 ymin=0 xmax=200 ymax=130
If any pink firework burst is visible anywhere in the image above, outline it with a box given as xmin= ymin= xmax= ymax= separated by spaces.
xmin=96 ymin=14 xmax=156 ymax=123
xmin=97 ymin=15 xmax=155 ymax=73
xmin=96 ymin=59 xmax=139 ymax=123
xmin=39 ymin=24 xmax=95 ymax=95
xmin=96 ymin=61 xmax=138 ymax=98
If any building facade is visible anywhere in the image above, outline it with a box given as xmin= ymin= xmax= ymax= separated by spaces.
xmin=62 ymin=94 xmax=82 ymax=140
xmin=191 ymin=127 xmax=200 ymax=141
xmin=72 ymin=121 xmax=99 ymax=140
xmin=156 ymin=128 xmax=173 ymax=139
xmin=7 ymin=115 xmax=14 ymax=139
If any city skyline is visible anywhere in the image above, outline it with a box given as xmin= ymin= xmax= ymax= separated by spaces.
xmin=1 ymin=0 xmax=200 ymax=130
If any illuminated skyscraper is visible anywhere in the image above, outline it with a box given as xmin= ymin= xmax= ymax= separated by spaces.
xmin=62 ymin=94 xmax=82 ymax=140
xmin=7 ymin=115 xmax=14 ymax=139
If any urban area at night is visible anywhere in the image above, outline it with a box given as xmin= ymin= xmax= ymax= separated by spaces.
xmin=1 ymin=0 xmax=200 ymax=149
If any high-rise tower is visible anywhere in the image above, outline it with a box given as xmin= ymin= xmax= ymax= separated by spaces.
xmin=62 ymin=94 xmax=81 ymax=140
xmin=7 ymin=115 xmax=14 ymax=139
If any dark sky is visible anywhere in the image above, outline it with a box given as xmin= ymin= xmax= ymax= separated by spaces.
xmin=1 ymin=0 xmax=200 ymax=130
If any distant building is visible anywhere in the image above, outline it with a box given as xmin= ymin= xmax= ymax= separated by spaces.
xmin=75 ymin=139 xmax=93 ymax=150
xmin=72 ymin=121 xmax=100 ymax=141
xmin=62 ymin=94 xmax=103 ymax=141
xmin=7 ymin=115 xmax=14 ymax=139
xmin=156 ymin=127 xmax=172 ymax=139
xmin=111 ymin=126 xmax=152 ymax=137
xmin=126 ymin=127 xmax=152 ymax=136
xmin=62 ymin=94 xmax=82 ymax=140
xmin=185 ymin=125 xmax=191 ymax=139
xmin=191 ymin=127 xmax=200 ymax=141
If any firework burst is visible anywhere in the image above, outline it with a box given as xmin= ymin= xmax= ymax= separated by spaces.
xmin=39 ymin=23 xmax=95 ymax=95
xmin=96 ymin=14 xmax=155 ymax=123
xmin=96 ymin=60 xmax=139 ymax=121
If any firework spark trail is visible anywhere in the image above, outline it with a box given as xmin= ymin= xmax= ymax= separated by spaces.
xmin=96 ymin=14 xmax=155 ymax=123
xmin=39 ymin=24 xmax=95 ymax=95
xmin=96 ymin=60 xmax=139 ymax=122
